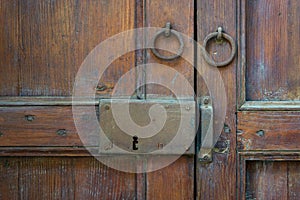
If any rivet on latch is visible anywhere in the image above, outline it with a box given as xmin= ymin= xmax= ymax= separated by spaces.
xmin=25 ymin=115 xmax=35 ymax=122
xmin=203 ymin=97 xmax=210 ymax=105
xmin=185 ymin=105 xmax=191 ymax=111
xmin=164 ymin=22 xmax=171 ymax=37
xmin=104 ymin=104 xmax=110 ymax=110
xmin=56 ymin=129 xmax=67 ymax=136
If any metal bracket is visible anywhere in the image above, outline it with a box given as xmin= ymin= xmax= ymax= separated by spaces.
xmin=198 ymin=96 xmax=214 ymax=163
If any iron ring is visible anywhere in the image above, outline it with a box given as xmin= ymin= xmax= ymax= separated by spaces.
xmin=151 ymin=29 xmax=184 ymax=60
xmin=202 ymin=30 xmax=236 ymax=67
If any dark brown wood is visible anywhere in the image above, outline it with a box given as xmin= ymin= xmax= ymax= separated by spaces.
xmin=197 ymin=0 xmax=237 ymax=199
xmin=245 ymin=0 xmax=300 ymax=101
xmin=237 ymin=0 xmax=300 ymax=199
xmin=145 ymin=0 xmax=194 ymax=99
xmin=237 ymin=111 xmax=300 ymax=151
xmin=246 ymin=161 xmax=289 ymax=200
xmin=73 ymin=157 xmax=136 ymax=199
xmin=146 ymin=156 xmax=194 ymax=200
xmin=0 ymin=106 xmax=98 ymax=146
xmin=0 ymin=0 xmax=135 ymax=97
xmin=0 ymin=157 xmax=137 ymax=199
xmin=142 ymin=1 xmax=195 ymax=199
xmin=238 ymin=152 xmax=300 ymax=200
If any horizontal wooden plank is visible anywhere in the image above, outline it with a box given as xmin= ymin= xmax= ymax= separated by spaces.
xmin=0 ymin=157 xmax=137 ymax=199
xmin=0 ymin=97 xmax=100 ymax=106
xmin=240 ymin=101 xmax=300 ymax=111
xmin=237 ymin=111 xmax=300 ymax=151
xmin=0 ymin=106 xmax=98 ymax=146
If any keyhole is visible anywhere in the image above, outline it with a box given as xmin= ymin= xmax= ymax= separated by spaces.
xmin=132 ymin=135 xmax=138 ymax=150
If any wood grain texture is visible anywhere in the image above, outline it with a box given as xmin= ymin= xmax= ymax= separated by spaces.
xmin=245 ymin=0 xmax=300 ymax=101
xmin=238 ymin=152 xmax=300 ymax=200
xmin=0 ymin=106 xmax=98 ymax=146
xmin=0 ymin=157 xmax=137 ymax=199
xmin=73 ymin=157 xmax=136 ymax=200
xmin=146 ymin=156 xmax=194 ymax=200
xmin=245 ymin=161 xmax=300 ymax=200
xmin=142 ymin=1 xmax=195 ymax=199
xmin=145 ymin=0 xmax=194 ymax=98
xmin=0 ymin=0 xmax=135 ymax=96
xmin=197 ymin=0 xmax=237 ymax=199
xmin=237 ymin=111 xmax=300 ymax=150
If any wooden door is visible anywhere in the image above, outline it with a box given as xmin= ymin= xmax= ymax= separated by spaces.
xmin=0 ymin=0 xmax=196 ymax=199
xmin=0 ymin=0 xmax=299 ymax=200
xmin=237 ymin=0 xmax=300 ymax=199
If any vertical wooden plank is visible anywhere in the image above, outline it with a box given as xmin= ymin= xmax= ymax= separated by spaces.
xmin=144 ymin=0 xmax=195 ymax=199
xmin=0 ymin=0 xmax=20 ymax=95
xmin=73 ymin=157 xmax=136 ymax=199
xmin=246 ymin=161 xmax=288 ymax=200
xmin=0 ymin=158 xmax=19 ymax=200
xmin=0 ymin=0 xmax=135 ymax=96
xmin=245 ymin=0 xmax=300 ymax=101
xmin=145 ymin=0 xmax=194 ymax=99
xmin=147 ymin=156 xmax=194 ymax=200
xmin=18 ymin=157 xmax=74 ymax=199
xmin=288 ymin=162 xmax=300 ymax=199
xmin=197 ymin=0 xmax=237 ymax=199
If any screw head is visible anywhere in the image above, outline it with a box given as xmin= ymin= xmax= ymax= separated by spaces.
xmin=203 ymin=97 xmax=210 ymax=105
xmin=104 ymin=104 xmax=110 ymax=110
xmin=185 ymin=106 xmax=190 ymax=111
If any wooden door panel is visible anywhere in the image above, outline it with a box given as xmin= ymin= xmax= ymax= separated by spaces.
xmin=0 ymin=157 xmax=136 ymax=199
xmin=0 ymin=106 xmax=99 ymax=146
xmin=196 ymin=0 xmax=237 ymax=199
xmin=245 ymin=161 xmax=300 ymax=200
xmin=238 ymin=0 xmax=300 ymax=199
xmin=238 ymin=111 xmax=300 ymax=150
xmin=245 ymin=0 xmax=300 ymax=101
xmin=144 ymin=0 xmax=194 ymax=99
xmin=0 ymin=0 xmax=135 ymax=97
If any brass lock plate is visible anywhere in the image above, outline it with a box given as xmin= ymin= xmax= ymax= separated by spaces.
xmin=99 ymin=99 xmax=196 ymax=155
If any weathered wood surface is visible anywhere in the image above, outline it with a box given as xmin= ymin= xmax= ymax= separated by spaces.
xmin=0 ymin=0 xmax=135 ymax=97
xmin=197 ymin=0 xmax=237 ymax=199
xmin=0 ymin=157 xmax=137 ymax=199
xmin=238 ymin=111 xmax=300 ymax=151
xmin=0 ymin=106 xmax=98 ymax=146
xmin=246 ymin=161 xmax=300 ymax=200
xmin=245 ymin=0 xmax=300 ymax=101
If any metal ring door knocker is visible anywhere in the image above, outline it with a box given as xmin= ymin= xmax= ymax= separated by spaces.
xmin=151 ymin=22 xmax=184 ymax=60
xmin=202 ymin=27 xmax=236 ymax=67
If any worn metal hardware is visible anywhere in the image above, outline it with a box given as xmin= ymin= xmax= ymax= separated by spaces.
xmin=199 ymin=96 xmax=214 ymax=163
xmin=99 ymin=99 xmax=196 ymax=155
xmin=151 ymin=22 xmax=184 ymax=60
xmin=202 ymin=27 xmax=236 ymax=67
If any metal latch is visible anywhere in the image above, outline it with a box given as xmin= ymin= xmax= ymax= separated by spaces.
xmin=99 ymin=99 xmax=196 ymax=155
xmin=198 ymin=96 xmax=214 ymax=163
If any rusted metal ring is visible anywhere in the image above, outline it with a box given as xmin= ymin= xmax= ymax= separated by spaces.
xmin=202 ymin=29 xmax=236 ymax=67
xmin=151 ymin=28 xmax=184 ymax=60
